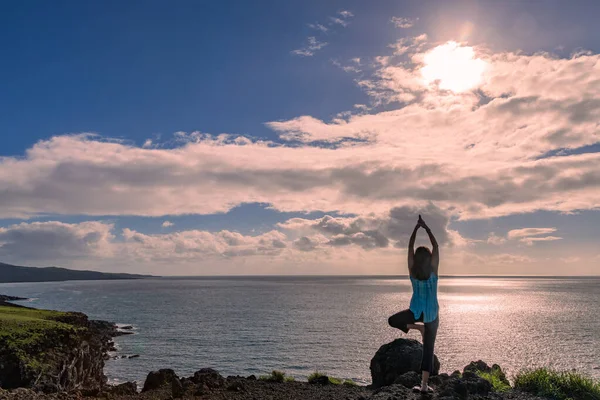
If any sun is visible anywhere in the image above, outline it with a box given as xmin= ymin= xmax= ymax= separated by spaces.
xmin=420 ymin=41 xmax=486 ymax=93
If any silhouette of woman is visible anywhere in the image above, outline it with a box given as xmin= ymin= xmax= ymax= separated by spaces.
xmin=388 ymin=214 xmax=440 ymax=394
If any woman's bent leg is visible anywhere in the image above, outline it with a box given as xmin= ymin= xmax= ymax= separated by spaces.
xmin=420 ymin=317 xmax=439 ymax=389
xmin=388 ymin=309 xmax=416 ymax=333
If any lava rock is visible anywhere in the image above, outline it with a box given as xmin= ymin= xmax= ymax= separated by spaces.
xmin=463 ymin=360 xmax=510 ymax=386
xmin=370 ymin=338 xmax=440 ymax=388
xmin=393 ymin=371 xmax=421 ymax=388
xmin=309 ymin=375 xmax=330 ymax=385
xmin=191 ymin=368 xmax=225 ymax=389
xmin=142 ymin=369 xmax=179 ymax=392
xmin=109 ymin=381 xmax=137 ymax=395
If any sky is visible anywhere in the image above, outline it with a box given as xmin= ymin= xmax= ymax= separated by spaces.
xmin=1 ymin=0 xmax=600 ymax=276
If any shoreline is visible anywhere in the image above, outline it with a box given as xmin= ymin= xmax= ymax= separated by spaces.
xmin=2 ymin=294 xmax=598 ymax=399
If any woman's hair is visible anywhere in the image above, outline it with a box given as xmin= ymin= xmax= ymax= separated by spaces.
xmin=412 ymin=246 xmax=433 ymax=280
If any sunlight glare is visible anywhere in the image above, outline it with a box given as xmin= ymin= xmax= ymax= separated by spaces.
xmin=421 ymin=41 xmax=486 ymax=93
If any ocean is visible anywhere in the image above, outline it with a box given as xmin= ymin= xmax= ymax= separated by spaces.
xmin=1 ymin=277 xmax=599 ymax=386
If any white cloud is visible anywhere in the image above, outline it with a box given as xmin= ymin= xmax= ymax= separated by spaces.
xmin=1 ymin=41 xmax=600 ymax=227
xmin=391 ymin=16 xmax=418 ymax=29
xmin=308 ymin=23 xmax=328 ymax=33
xmin=329 ymin=10 xmax=353 ymax=27
xmin=0 ymin=221 xmax=115 ymax=262
xmin=487 ymin=233 xmax=507 ymax=245
xmin=520 ymin=236 xmax=563 ymax=246
xmin=291 ymin=37 xmax=328 ymax=57
xmin=162 ymin=220 xmax=174 ymax=228
xmin=507 ymin=228 xmax=558 ymax=239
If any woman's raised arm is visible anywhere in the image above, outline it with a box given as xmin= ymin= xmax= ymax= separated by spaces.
xmin=419 ymin=215 xmax=439 ymax=275
xmin=408 ymin=224 xmax=419 ymax=272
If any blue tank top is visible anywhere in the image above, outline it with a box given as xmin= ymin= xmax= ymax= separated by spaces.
xmin=409 ymin=274 xmax=439 ymax=323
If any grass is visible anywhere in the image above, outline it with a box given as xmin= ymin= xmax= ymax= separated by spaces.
xmin=476 ymin=370 xmax=511 ymax=392
xmin=514 ymin=368 xmax=600 ymax=400
xmin=0 ymin=305 xmax=80 ymax=371
xmin=307 ymin=371 xmax=350 ymax=385
xmin=259 ymin=370 xmax=287 ymax=383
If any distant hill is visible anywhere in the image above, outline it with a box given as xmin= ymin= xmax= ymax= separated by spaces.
xmin=0 ymin=262 xmax=154 ymax=283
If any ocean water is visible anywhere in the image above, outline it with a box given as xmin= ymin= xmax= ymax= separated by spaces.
xmin=1 ymin=277 xmax=599 ymax=386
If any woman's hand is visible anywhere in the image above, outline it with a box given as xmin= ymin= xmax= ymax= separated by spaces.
xmin=418 ymin=214 xmax=428 ymax=229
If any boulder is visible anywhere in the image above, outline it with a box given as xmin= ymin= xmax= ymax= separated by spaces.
xmin=191 ymin=368 xmax=225 ymax=389
xmin=463 ymin=360 xmax=509 ymax=386
xmin=142 ymin=369 xmax=179 ymax=392
xmin=370 ymin=338 xmax=440 ymax=388
xmin=109 ymin=381 xmax=138 ymax=395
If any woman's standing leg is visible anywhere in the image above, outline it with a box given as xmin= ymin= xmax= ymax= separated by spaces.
xmin=419 ymin=316 xmax=439 ymax=391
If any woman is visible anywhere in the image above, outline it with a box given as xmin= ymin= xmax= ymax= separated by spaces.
xmin=388 ymin=214 xmax=439 ymax=394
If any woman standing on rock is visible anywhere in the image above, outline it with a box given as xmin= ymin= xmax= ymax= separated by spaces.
xmin=388 ymin=214 xmax=439 ymax=394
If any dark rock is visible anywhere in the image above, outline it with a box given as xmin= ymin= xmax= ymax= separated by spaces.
xmin=429 ymin=372 xmax=449 ymax=386
xmin=463 ymin=360 xmax=510 ymax=386
xmin=142 ymin=369 xmax=179 ymax=392
xmin=119 ymin=325 xmax=134 ymax=330
xmin=369 ymin=338 xmax=440 ymax=388
xmin=226 ymin=380 xmax=246 ymax=392
xmin=451 ymin=370 xmax=462 ymax=378
xmin=393 ymin=371 xmax=420 ymax=388
xmin=109 ymin=381 xmax=138 ymax=395
xmin=128 ymin=354 xmax=140 ymax=359
xmin=0 ymin=295 xmax=28 ymax=301
xmin=309 ymin=375 xmax=330 ymax=385
xmin=370 ymin=383 xmax=411 ymax=399
xmin=191 ymin=368 xmax=225 ymax=388
xmin=246 ymin=375 xmax=257 ymax=380
xmin=437 ymin=370 xmax=493 ymax=399
xmin=171 ymin=377 xmax=184 ymax=398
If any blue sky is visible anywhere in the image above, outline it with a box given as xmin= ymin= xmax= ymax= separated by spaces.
xmin=1 ymin=1 xmax=599 ymax=275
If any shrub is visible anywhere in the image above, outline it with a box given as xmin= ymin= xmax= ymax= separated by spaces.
xmin=342 ymin=379 xmax=358 ymax=386
xmin=307 ymin=371 xmax=326 ymax=383
xmin=258 ymin=370 xmax=286 ymax=382
xmin=476 ymin=370 xmax=511 ymax=392
xmin=514 ymin=368 xmax=600 ymax=400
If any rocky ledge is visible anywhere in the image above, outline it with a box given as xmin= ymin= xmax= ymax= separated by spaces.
xmin=1 ymin=336 xmax=549 ymax=400
xmin=0 ymin=301 xmax=118 ymax=393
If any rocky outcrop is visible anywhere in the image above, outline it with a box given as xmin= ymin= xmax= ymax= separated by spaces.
xmin=0 ymin=308 xmax=117 ymax=393
xmin=370 ymin=338 xmax=440 ymax=388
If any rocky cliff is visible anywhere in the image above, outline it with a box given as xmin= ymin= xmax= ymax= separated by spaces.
xmin=0 ymin=303 xmax=117 ymax=393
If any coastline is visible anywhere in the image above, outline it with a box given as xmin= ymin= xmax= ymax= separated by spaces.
xmin=1 ymin=294 xmax=598 ymax=399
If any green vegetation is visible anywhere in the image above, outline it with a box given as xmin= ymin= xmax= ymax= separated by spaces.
xmin=307 ymin=371 xmax=347 ymax=385
xmin=342 ymin=379 xmax=358 ymax=386
xmin=0 ymin=305 xmax=79 ymax=371
xmin=259 ymin=370 xmax=287 ymax=383
xmin=514 ymin=368 xmax=600 ymax=400
xmin=476 ymin=370 xmax=511 ymax=392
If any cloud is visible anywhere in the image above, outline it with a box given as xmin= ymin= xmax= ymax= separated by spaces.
xmin=162 ymin=220 xmax=174 ymax=228
xmin=1 ymin=41 xmax=600 ymax=225
xmin=291 ymin=37 xmax=328 ymax=57
xmin=487 ymin=233 xmax=507 ymax=245
xmin=391 ymin=17 xmax=418 ymax=29
xmin=329 ymin=10 xmax=354 ymax=27
xmin=0 ymin=221 xmax=115 ymax=262
xmin=520 ymin=236 xmax=563 ymax=246
xmin=279 ymin=204 xmax=465 ymax=250
xmin=507 ymin=228 xmax=558 ymax=239
xmin=308 ymin=23 xmax=328 ymax=33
